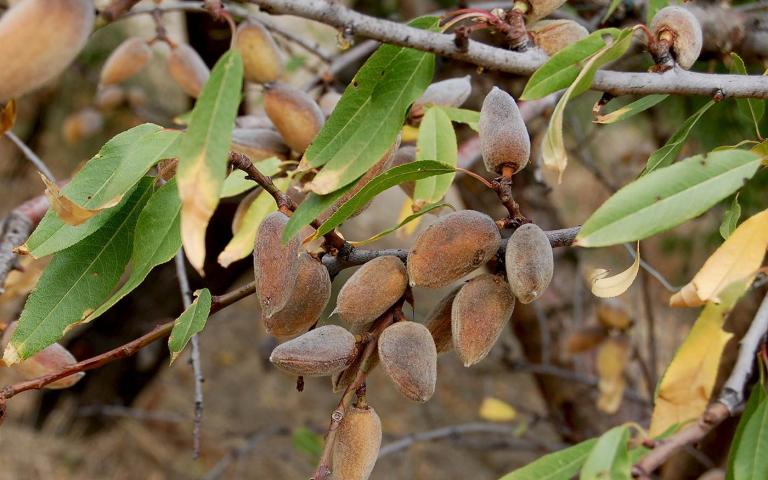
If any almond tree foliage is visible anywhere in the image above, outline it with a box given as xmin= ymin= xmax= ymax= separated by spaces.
xmin=2 ymin=0 xmax=768 ymax=479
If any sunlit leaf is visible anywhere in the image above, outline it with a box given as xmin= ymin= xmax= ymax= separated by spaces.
xmin=218 ymin=178 xmax=290 ymax=267
xmin=308 ymin=161 xmax=455 ymax=241
xmin=649 ymin=285 xmax=747 ymax=436
xmin=594 ymin=94 xmax=668 ymax=125
xmin=439 ymin=106 xmax=480 ymax=131
xmin=542 ymin=28 xmax=634 ymax=181
xmin=349 ymin=202 xmax=452 ymax=246
xmin=413 ymin=107 xmax=457 ymax=208
xmin=4 ymin=179 xmax=153 ymax=363
xmin=499 ymin=438 xmax=597 ymax=480
xmin=671 ymin=208 xmax=768 ymax=307
xmin=580 ymin=425 xmax=630 ymax=480
xmin=84 ymin=179 xmax=182 ymax=323
xmin=642 ymin=101 xmax=715 ymax=175
xmin=575 ymin=150 xmax=762 ymax=247
xmin=176 ymin=49 xmax=243 ymax=274
xmin=590 ymin=242 xmax=640 ymax=298
xmin=479 ymin=397 xmax=518 ymax=422
xmin=304 ymin=17 xmax=437 ymax=195
xmin=522 ymin=28 xmax=621 ymax=101
xmin=168 ymin=289 xmax=212 ymax=364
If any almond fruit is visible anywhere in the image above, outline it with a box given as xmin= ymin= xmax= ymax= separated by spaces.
xmin=269 ymin=325 xmax=356 ymax=376
xmin=479 ymin=87 xmax=530 ymax=175
xmin=378 ymin=321 xmax=437 ymax=402
xmin=253 ymin=211 xmax=300 ymax=318
xmin=167 ymin=43 xmax=210 ymax=98
xmin=99 ymin=37 xmax=152 ymax=86
xmin=333 ymin=404 xmax=382 ymax=480
xmin=505 ymin=223 xmax=553 ymax=304
xmin=335 ymin=256 xmax=408 ymax=327
xmin=235 ymin=21 xmax=283 ymax=84
xmin=263 ymin=82 xmax=325 ymax=153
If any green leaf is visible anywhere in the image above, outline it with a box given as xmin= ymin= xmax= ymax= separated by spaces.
xmin=646 ymin=0 xmax=668 ymax=24
xmin=218 ymin=177 xmax=290 ymax=267
xmin=580 ymin=425 xmax=630 ymax=480
xmin=642 ymin=101 xmax=715 ymax=175
xmin=594 ymin=95 xmax=668 ymax=125
xmin=720 ymin=194 xmax=742 ymax=240
xmin=5 ymin=178 xmax=154 ymax=363
xmin=602 ymin=0 xmax=622 ymax=23
xmin=732 ymin=392 xmax=768 ymax=479
xmin=282 ymin=187 xmax=348 ymax=244
xmin=576 ymin=150 xmax=762 ymax=247
xmin=413 ymin=107 xmax=457 ymax=206
xmin=439 ymin=106 xmax=480 ymax=131
xmin=730 ymin=53 xmax=765 ymax=139
xmin=349 ymin=202 xmax=453 ymax=246
xmin=543 ymin=28 xmax=634 ymax=181
xmin=499 ymin=439 xmax=597 ymax=480
xmin=84 ymin=179 xmax=182 ymax=323
xmin=176 ymin=49 xmax=243 ymax=273
xmin=727 ymin=385 xmax=768 ymax=480
xmin=309 ymin=160 xmax=456 ymax=240
xmin=220 ymin=157 xmax=282 ymax=198
xmin=25 ymin=124 xmax=177 ymax=257
xmin=521 ymin=28 xmax=621 ymax=101
xmin=168 ymin=288 xmax=212 ymax=364
xmin=292 ymin=427 xmax=324 ymax=462
xmin=304 ymin=17 xmax=437 ymax=194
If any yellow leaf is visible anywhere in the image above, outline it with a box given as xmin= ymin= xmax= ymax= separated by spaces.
xmin=178 ymin=155 xmax=220 ymax=274
xmin=39 ymin=173 xmax=103 ymax=226
xmin=649 ymin=295 xmax=741 ymax=436
xmin=589 ymin=242 xmax=640 ymax=298
xmin=401 ymin=125 xmax=419 ymax=143
xmin=479 ymin=397 xmax=517 ymax=422
xmin=670 ymin=209 xmax=768 ymax=308
xmin=396 ymin=197 xmax=421 ymax=238
xmin=596 ymin=337 xmax=630 ymax=414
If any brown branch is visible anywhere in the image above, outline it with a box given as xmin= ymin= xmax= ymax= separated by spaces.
xmin=0 ymin=193 xmax=49 ymax=293
xmin=248 ymin=0 xmax=768 ymax=100
xmin=313 ymin=308 xmax=397 ymax=480
xmin=99 ymin=0 xmax=143 ymax=21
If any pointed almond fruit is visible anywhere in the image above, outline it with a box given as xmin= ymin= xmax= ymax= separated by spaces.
xmin=333 ymin=404 xmax=382 ymax=480
xmin=167 ymin=43 xmax=210 ymax=98
xmin=407 ymin=210 xmax=500 ymax=288
xmin=253 ymin=212 xmax=300 ymax=317
xmin=269 ymin=325 xmax=356 ymax=376
xmin=425 ymin=286 xmax=461 ymax=353
xmin=235 ymin=21 xmax=283 ymax=84
xmin=264 ymin=82 xmax=325 ymax=153
xmin=452 ymin=274 xmax=515 ymax=366
xmin=479 ymin=87 xmax=530 ymax=175
xmin=99 ymin=37 xmax=152 ymax=86
xmin=378 ymin=321 xmax=437 ymax=402
xmin=335 ymin=256 xmax=408 ymax=327
xmin=505 ymin=223 xmax=553 ymax=304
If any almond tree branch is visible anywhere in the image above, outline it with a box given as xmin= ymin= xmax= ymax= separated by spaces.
xmin=4 ymin=132 xmax=56 ymax=182
xmin=248 ymin=0 xmax=768 ymax=100
xmin=0 ymin=194 xmax=49 ymax=294
xmin=632 ymin=292 xmax=768 ymax=478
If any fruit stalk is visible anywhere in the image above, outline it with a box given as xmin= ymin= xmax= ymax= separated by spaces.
xmin=312 ymin=305 xmax=399 ymax=480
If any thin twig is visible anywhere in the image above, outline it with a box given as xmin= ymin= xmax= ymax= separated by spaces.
xmin=623 ymin=243 xmax=679 ymax=293
xmin=4 ymin=131 xmax=56 ymax=182
xmin=378 ymin=422 xmax=565 ymax=458
xmin=174 ymin=251 xmax=204 ymax=459
xmin=248 ymin=0 xmax=768 ymax=99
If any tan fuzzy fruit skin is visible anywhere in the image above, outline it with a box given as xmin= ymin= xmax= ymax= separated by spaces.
xmin=263 ymin=82 xmax=325 ymax=153
xmin=333 ymin=405 xmax=382 ymax=480
xmin=253 ymin=212 xmax=301 ymax=318
xmin=231 ymin=127 xmax=289 ymax=161
xmin=0 ymin=0 xmax=94 ymax=102
xmin=413 ymin=75 xmax=472 ymax=111
xmin=407 ymin=210 xmax=501 ymax=289
xmin=167 ymin=43 xmax=210 ymax=98
xmin=425 ymin=286 xmax=461 ymax=353
xmin=1 ymin=322 xmax=84 ymax=389
xmin=505 ymin=223 xmax=553 ymax=304
xmin=451 ymin=274 xmax=515 ymax=367
xmin=317 ymin=137 xmax=400 ymax=223
xmin=525 ymin=0 xmax=567 ymax=22
xmin=335 ymin=256 xmax=408 ymax=327
xmin=264 ymin=253 xmax=331 ymax=338
xmin=529 ymin=20 xmax=589 ymax=56
xmin=479 ymin=87 xmax=530 ymax=175
xmin=235 ymin=22 xmax=283 ymax=84
xmin=650 ymin=6 xmax=703 ymax=69
xmin=378 ymin=321 xmax=437 ymax=402
xmin=95 ymin=85 xmax=125 ymax=111
xmin=269 ymin=325 xmax=356 ymax=376
xmin=99 ymin=37 xmax=152 ymax=86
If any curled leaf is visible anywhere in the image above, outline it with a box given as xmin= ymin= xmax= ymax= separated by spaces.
xmin=670 ymin=209 xmax=768 ymax=308
xmin=589 ymin=243 xmax=640 ymax=298
xmin=40 ymin=173 xmax=105 ymax=226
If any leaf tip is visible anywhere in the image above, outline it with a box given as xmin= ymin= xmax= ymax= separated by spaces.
xmin=3 ymin=342 xmax=20 ymax=366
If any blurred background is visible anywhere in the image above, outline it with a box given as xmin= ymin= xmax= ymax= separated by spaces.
xmin=1 ymin=0 xmax=768 ymax=479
